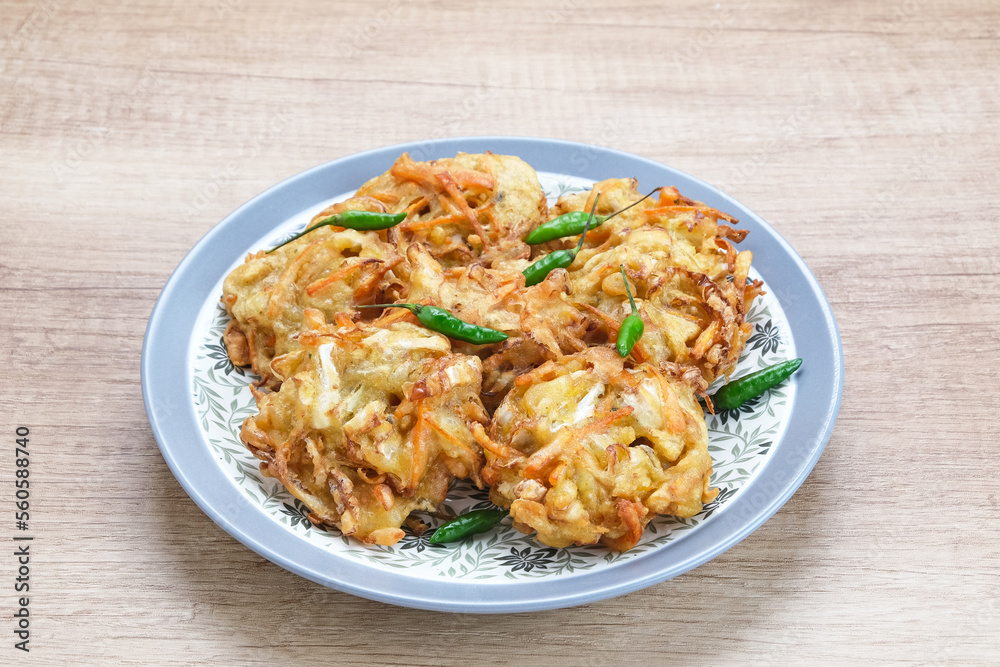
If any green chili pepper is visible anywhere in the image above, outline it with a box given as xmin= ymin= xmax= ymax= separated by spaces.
xmin=267 ymin=210 xmax=407 ymax=253
xmin=616 ymin=265 xmax=644 ymax=358
xmin=522 ymin=194 xmax=601 ymax=287
xmin=525 ymin=187 xmax=662 ymax=245
xmin=428 ymin=508 xmax=507 ymax=544
xmin=711 ymin=358 xmax=803 ymax=411
xmin=356 ymin=303 xmax=508 ymax=345
xmin=526 ymin=211 xmax=607 ymax=245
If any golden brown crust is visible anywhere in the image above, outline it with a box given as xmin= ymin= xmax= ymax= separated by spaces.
xmin=222 ymin=224 xmax=405 ymax=389
xmin=484 ymin=348 xmax=715 ymax=551
xmin=221 ymin=152 xmax=758 ymax=550
xmin=556 ymin=180 xmax=764 ymax=383
xmin=240 ymin=320 xmax=488 ymax=545
xmin=358 ymin=152 xmax=546 ymax=269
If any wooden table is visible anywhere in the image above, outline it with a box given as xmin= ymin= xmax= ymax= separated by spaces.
xmin=3 ymin=0 xmax=998 ymax=663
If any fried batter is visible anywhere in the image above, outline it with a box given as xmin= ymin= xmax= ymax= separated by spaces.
xmin=222 ymin=212 xmax=405 ymax=389
xmin=483 ymin=347 xmax=717 ymax=551
xmin=240 ymin=319 xmax=488 ymax=545
xmin=356 ymin=152 xmax=546 ymax=268
xmin=548 ymin=179 xmax=763 ymax=382
xmin=565 ymin=180 xmax=746 ymax=280
xmin=404 ymin=242 xmax=595 ymax=410
xmin=222 ymin=152 xmax=761 ymax=550
xmin=478 ymin=270 xmax=596 ymax=411
xmin=222 ymin=152 xmax=548 ymax=388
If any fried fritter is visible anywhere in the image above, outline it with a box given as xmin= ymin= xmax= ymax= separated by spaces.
xmin=222 ymin=152 xmax=548 ymax=388
xmin=572 ymin=238 xmax=759 ymax=384
xmin=483 ymin=347 xmax=717 ymax=551
xmin=403 ymin=242 xmax=595 ymax=410
xmin=354 ymin=152 xmax=547 ymax=269
xmin=239 ymin=319 xmax=489 ymax=545
xmin=222 ymin=153 xmax=761 ymax=551
xmin=222 ymin=211 xmax=405 ymax=389
xmin=548 ymin=179 xmax=763 ymax=382
xmin=403 ymin=242 xmax=524 ymax=338
xmin=478 ymin=270 xmax=597 ymax=411
xmin=549 ymin=179 xmax=742 ymax=278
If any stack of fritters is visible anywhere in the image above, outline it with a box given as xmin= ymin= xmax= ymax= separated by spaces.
xmin=222 ymin=153 xmax=761 ymax=549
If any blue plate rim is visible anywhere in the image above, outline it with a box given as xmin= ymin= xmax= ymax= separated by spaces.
xmin=141 ymin=136 xmax=843 ymax=613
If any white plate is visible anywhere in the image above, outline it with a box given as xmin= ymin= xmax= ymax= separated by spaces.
xmin=143 ymin=137 xmax=843 ymax=612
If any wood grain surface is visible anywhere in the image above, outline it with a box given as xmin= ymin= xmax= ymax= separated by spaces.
xmin=2 ymin=0 xmax=998 ymax=663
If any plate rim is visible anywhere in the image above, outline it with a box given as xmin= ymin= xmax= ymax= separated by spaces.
xmin=142 ymin=136 xmax=843 ymax=613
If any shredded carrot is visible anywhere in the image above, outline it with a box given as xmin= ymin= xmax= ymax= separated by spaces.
xmin=596 ymin=393 xmax=616 ymax=416
xmin=353 ymin=256 xmax=402 ymax=301
xmin=658 ymin=186 xmax=698 ymax=206
xmin=644 ymin=204 xmax=737 ymax=223
xmin=424 ymin=415 xmax=479 ymax=459
xmin=401 ymin=196 xmax=427 ymax=215
xmin=644 ymin=205 xmax=705 ymax=216
xmin=658 ymin=186 xmax=682 ymax=205
xmin=548 ymin=461 xmax=566 ymax=486
xmin=624 ymin=372 xmax=650 ymax=394
xmin=630 ymin=338 xmax=649 ymax=363
xmin=389 ymin=153 xmax=496 ymax=195
xmin=304 ymin=259 xmax=371 ymax=297
xmin=267 ymin=239 xmax=325 ymax=318
xmin=576 ymin=303 xmax=621 ymax=337
xmin=514 ymin=373 xmax=535 ymax=387
xmin=715 ymin=238 xmax=737 ymax=274
xmin=436 ymin=171 xmax=489 ymax=248
xmin=449 ymin=168 xmax=495 ymax=191
xmin=493 ymin=281 xmax=520 ymax=302
xmin=733 ymin=250 xmax=752 ymax=302
xmin=523 ymin=441 xmax=564 ymax=478
xmin=690 ymin=320 xmax=720 ymax=359
xmin=410 ymin=403 xmax=428 ymax=490
xmin=302 ymin=308 xmax=325 ymax=329
xmin=437 ymin=194 xmax=460 ymax=217
xmin=471 ymin=422 xmax=513 ymax=458
xmin=572 ymin=405 xmax=635 ymax=439
xmin=653 ymin=368 xmax=686 ymax=434
xmin=583 ymin=185 xmax=605 ymax=217
xmin=402 ymin=213 xmax=465 ymax=232
xmin=389 ymin=153 xmax=439 ymax=189
xmin=374 ymin=304 xmax=412 ymax=327
xmin=334 ymin=312 xmax=354 ymax=329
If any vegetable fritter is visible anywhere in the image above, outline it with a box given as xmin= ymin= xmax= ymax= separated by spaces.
xmin=222 ymin=152 xmax=548 ymax=388
xmin=223 ymin=224 xmax=403 ymax=389
xmin=239 ymin=319 xmax=489 ymax=545
xmin=483 ymin=347 xmax=717 ymax=551
xmin=221 ymin=152 xmax=761 ymax=550
xmin=556 ymin=179 xmax=763 ymax=383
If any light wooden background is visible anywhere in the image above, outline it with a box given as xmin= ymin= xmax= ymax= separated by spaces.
xmin=2 ymin=0 xmax=998 ymax=663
